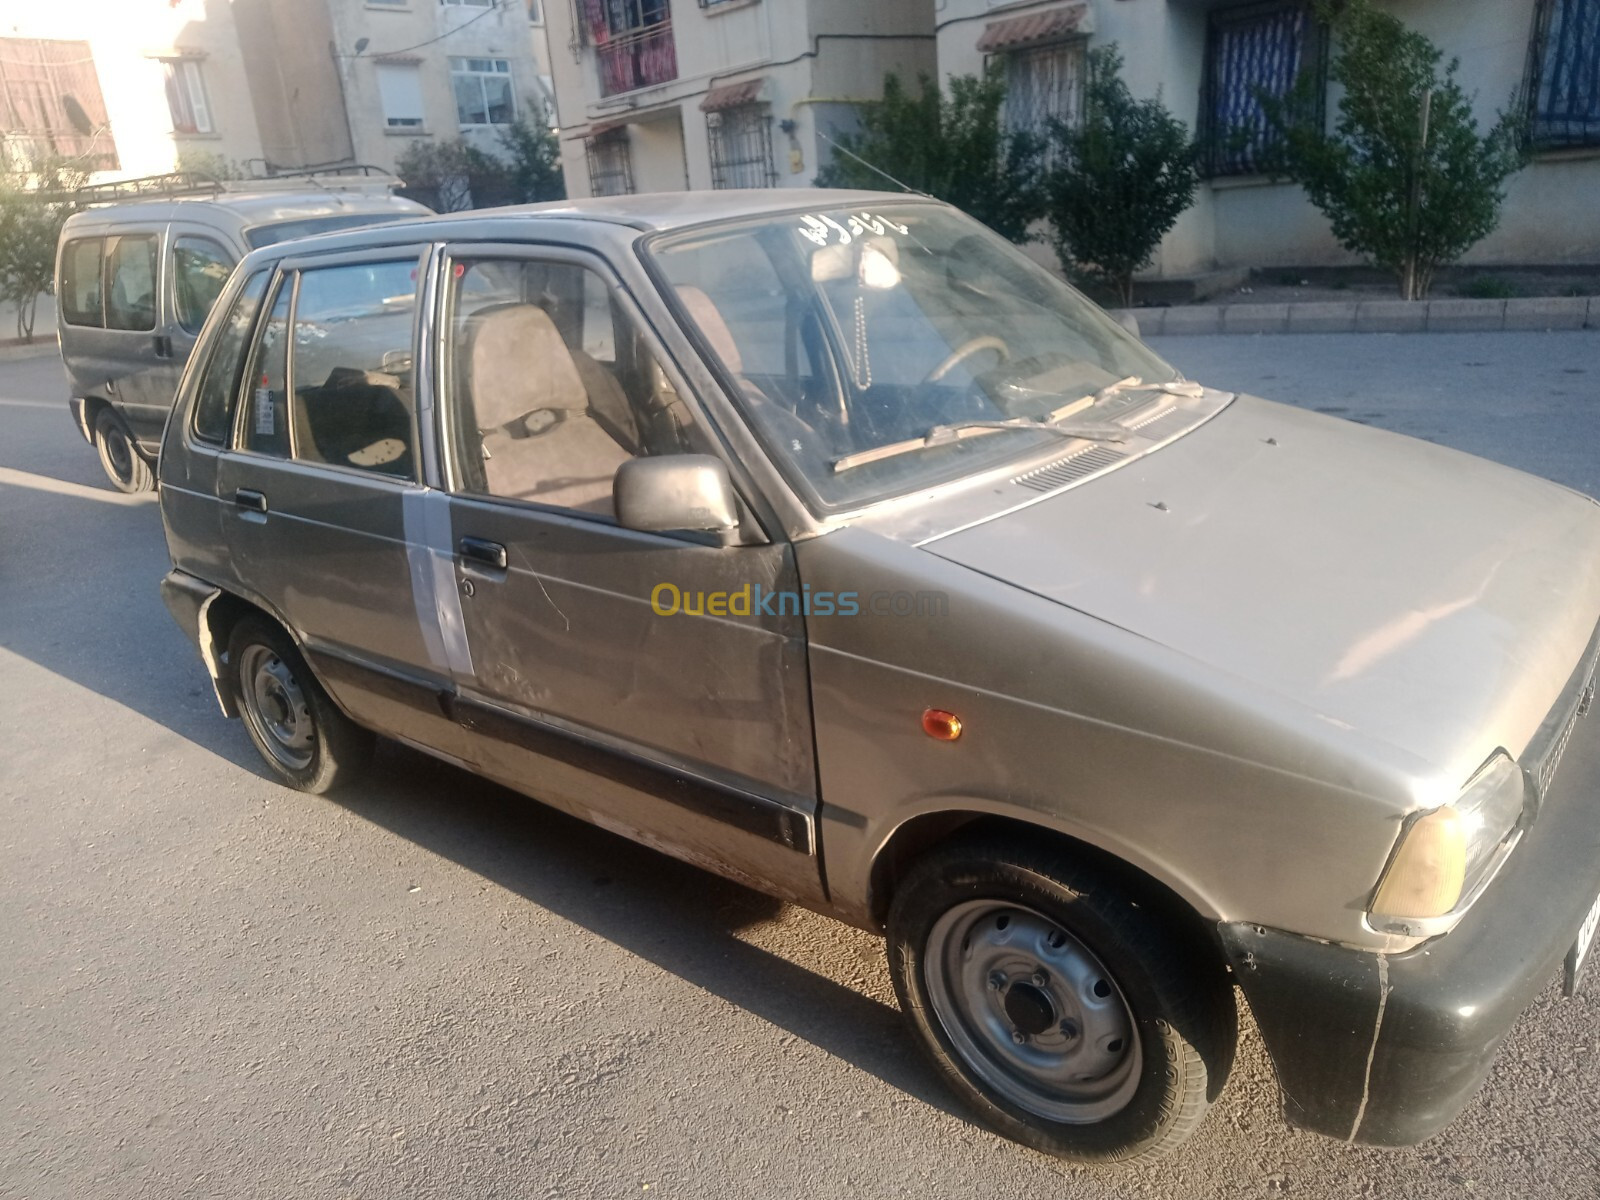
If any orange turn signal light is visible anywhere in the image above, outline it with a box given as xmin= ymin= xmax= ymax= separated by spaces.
xmin=922 ymin=708 xmax=963 ymax=741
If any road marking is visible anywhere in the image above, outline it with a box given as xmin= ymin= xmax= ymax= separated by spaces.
xmin=0 ymin=399 xmax=63 ymax=409
xmin=0 ymin=466 xmax=155 ymax=506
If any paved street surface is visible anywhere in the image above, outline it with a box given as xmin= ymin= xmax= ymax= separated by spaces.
xmin=3 ymin=334 xmax=1598 ymax=1199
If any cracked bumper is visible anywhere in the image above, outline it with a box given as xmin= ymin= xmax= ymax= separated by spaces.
xmin=1220 ymin=708 xmax=1600 ymax=1146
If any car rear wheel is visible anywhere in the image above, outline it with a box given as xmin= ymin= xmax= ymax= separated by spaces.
xmin=228 ymin=616 xmax=373 ymax=793
xmin=887 ymin=837 xmax=1236 ymax=1163
xmin=93 ymin=408 xmax=153 ymax=493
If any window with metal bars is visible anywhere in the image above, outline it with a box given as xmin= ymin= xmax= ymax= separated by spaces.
xmin=1528 ymin=0 xmax=1600 ymax=148
xmin=1201 ymin=2 xmax=1326 ymax=177
xmin=586 ymin=130 xmax=634 ymax=196
xmin=1001 ymin=39 xmax=1085 ymax=153
xmin=707 ymin=104 xmax=776 ymax=189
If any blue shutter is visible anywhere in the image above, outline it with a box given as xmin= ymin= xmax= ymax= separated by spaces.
xmin=1206 ymin=4 xmax=1317 ymax=176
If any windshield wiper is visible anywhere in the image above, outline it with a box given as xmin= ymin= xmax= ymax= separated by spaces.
xmin=829 ymin=377 xmax=1208 ymax=474
xmin=832 ymin=416 xmax=1128 ymax=473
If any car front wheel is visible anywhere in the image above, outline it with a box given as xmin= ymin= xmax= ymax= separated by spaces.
xmin=228 ymin=616 xmax=373 ymax=793
xmin=93 ymin=407 xmax=153 ymax=493
xmin=887 ymin=837 xmax=1236 ymax=1163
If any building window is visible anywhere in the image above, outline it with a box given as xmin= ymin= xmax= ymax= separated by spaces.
xmin=527 ymin=0 xmax=544 ymax=21
xmin=441 ymin=0 xmax=494 ymax=6
xmin=451 ymin=57 xmax=515 ymax=127
xmin=1528 ymin=0 xmax=1600 ymax=148
xmin=376 ymin=62 xmax=426 ymax=129
xmin=1201 ymin=2 xmax=1326 ymax=177
xmin=162 ymin=59 xmax=213 ymax=134
xmin=707 ymin=104 xmax=776 ymax=189
xmin=586 ymin=128 xmax=633 ymax=196
xmin=1002 ymin=40 xmax=1085 ymax=151
xmin=583 ymin=0 xmax=677 ymax=97
xmin=0 ymin=38 xmax=119 ymax=171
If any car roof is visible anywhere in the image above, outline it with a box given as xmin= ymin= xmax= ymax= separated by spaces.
xmin=63 ymin=190 xmax=429 ymax=231
xmin=242 ymin=188 xmax=938 ymax=260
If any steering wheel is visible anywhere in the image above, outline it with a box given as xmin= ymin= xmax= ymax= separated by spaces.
xmin=923 ymin=335 xmax=1011 ymax=384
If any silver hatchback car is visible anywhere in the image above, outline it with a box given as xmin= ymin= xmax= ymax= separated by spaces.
xmin=158 ymin=191 xmax=1600 ymax=1164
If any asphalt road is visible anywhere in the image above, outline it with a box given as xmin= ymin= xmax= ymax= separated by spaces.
xmin=3 ymin=333 xmax=1598 ymax=1200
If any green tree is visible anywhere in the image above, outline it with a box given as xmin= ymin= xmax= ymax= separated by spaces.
xmin=395 ymin=138 xmax=513 ymax=212
xmin=816 ymin=68 xmax=1046 ymax=244
xmin=1267 ymin=0 xmax=1525 ymax=300
xmin=499 ymin=106 xmax=566 ymax=204
xmin=0 ymin=156 xmax=88 ymax=341
xmin=1042 ymin=46 xmax=1198 ymax=307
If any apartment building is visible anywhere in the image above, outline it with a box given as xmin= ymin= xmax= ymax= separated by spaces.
xmin=544 ymin=0 xmax=936 ymax=197
xmin=935 ymin=0 xmax=1600 ymax=276
xmin=0 ymin=0 xmax=553 ymax=183
xmin=236 ymin=0 xmax=555 ymax=173
xmin=0 ymin=0 xmax=264 ymax=178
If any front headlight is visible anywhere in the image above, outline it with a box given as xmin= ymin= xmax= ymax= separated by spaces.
xmin=1370 ymin=753 xmax=1527 ymax=926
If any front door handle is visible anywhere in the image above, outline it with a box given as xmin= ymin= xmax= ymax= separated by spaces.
xmin=234 ymin=488 xmax=268 ymax=513
xmin=458 ymin=536 xmax=507 ymax=571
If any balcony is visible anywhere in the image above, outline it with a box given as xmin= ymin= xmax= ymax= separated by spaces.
xmin=595 ymin=18 xmax=678 ymax=97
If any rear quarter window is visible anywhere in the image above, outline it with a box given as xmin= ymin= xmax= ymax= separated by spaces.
xmin=60 ymin=238 xmax=104 ymax=327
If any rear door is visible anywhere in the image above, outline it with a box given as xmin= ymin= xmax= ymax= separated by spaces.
xmin=215 ymin=245 xmax=474 ymax=764
xmin=435 ymin=243 xmax=822 ymax=904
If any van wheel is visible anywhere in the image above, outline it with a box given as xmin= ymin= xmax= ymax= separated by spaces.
xmin=887 ymin=837 xmax=1236 ymax=1164
xmin=93 ymin=408 xmax=153 ymax=493
xmin=228 ymin=616 xmax=373 ymax=793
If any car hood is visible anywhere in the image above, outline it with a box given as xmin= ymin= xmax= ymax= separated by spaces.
xmin=924 ymin=395 xmax=1600 ymax=779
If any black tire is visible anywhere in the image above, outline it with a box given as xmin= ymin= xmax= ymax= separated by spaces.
xmin=227 ymin=615 xmax=373 ymax=793
xmin=93 ymin=407 xmax=154 ymax=494
xmin=887 ymin=836 xmax=1236 ymax=1164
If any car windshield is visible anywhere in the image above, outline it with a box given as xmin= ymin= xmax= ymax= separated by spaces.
xmin=245 ymin=212 xmax=416 ymax=249
xmin=647 ymin=203 xmax=1179 ymax=511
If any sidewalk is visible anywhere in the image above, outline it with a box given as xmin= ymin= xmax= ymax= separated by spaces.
xmin=1115 ymin=295 xmax=1600 ymax=337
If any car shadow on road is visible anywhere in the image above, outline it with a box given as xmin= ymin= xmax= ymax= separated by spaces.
xmin=323 ymin=737 xmax=966 ymax=1122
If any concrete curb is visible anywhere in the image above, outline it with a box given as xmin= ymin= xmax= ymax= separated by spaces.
xmin=1120 ymin=295 xmax=1600 ymax=337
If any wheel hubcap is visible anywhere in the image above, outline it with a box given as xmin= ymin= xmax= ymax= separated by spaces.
xmin=924 ymin=900 xmax=1141 ymax=1123
xmin=238 ymin=644 xmax=315 ymax=771
xmin=104 ymin=429 xmax=131 ymax=477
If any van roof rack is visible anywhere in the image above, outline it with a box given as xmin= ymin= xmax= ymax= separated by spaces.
xmin=72 ymin=164 xmax=403 ymax=207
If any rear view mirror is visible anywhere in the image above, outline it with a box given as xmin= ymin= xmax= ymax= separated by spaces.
xmin=614 ymin=455 xmax=740 ymax=533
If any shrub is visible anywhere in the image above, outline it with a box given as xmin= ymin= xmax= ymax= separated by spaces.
xmin=498 ymin=107 xmax=566 ymax=204
xmin=0 ymin=157 xmax=88 ymax=340
xmin=816 ymin=68 xmax=1046 ymax=244
xmin=1042 ymin=46 xmax=1198 ymax=307
xmin=396 ymin=104 xmax=565 ymax=211
xmin=1267 ymin=0 xmax=1525 ymax=300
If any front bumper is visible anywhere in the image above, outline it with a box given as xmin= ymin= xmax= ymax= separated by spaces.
xmin=1221 ymin=702 xmax=1600 ymax=1146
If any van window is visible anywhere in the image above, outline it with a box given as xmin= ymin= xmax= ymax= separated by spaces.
xmin=61 ymin=238 xmax=104 ymax=327
xmin=105 ymin=234 xmax=158 ymax=331
xmin=241 ymin=278 xmax=293 ymax=457
xmin=193 ymin=270 xmax=268 ymax=444
xmin=289 ymin=260 xmax=419 ymax=480
xmin=173 ymin=236 xmax=235 ymax=334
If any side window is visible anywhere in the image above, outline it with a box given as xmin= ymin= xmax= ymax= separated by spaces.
xmin=241 ymin=278 xmax=293 ymax=458
xmin=173 ymin=236 xmax=236 ymax=334
xmin=289 ymin=260 xmax=419 ymax=480
xmin=193 ymin=270 xmax=268 ymax=444
xmin=447 ymin=257 xmax=695 ymax=515
xmin=60 ymin=238 xmax=104 ymax=327
xmin=105 ymin=234 xmax=158 ymax=331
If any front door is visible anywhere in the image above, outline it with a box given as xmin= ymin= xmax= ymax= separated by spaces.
xmin=162 ymin=225 xmax=239 ymax=397
xmin=215 ymin=246 xmax=474 ymax=765
xmin=436 ymin=246 xmax=822 ymax=904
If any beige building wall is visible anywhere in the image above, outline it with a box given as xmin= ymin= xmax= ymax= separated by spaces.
xmin=0 ymin=0 xmax=265 ymax=181
xmin=545 ymin=0 xmax=935 ymax=198
xmin=937 ymin=0 xmax=1600 ymax=279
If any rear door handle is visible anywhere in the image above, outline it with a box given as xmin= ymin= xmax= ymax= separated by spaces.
xmin=234 ymin=488 xmax=268 ymax=513
xmin=153 ymin=334 xmax=173 ymax=358
xmin=458 ymin=536 xmax=507 ymax=571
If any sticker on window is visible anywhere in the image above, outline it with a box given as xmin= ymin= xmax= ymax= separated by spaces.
xmin=797 ymin=211 xmax=911 ymax=247
xmin=254 ymin=386 xmax=274 ymax=436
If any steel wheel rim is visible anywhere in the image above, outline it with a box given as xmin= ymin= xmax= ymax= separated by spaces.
xmin=101 ymin=425 xmax=132 ymax=480
xmin=238 ymin=643 xmax=315 ymax=771
xmin=923 ymin=899 xmax=1141 ymax=1124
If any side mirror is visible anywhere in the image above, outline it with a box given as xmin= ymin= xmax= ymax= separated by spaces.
xmin=614 ymin=455 xmax=740 ymax=533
